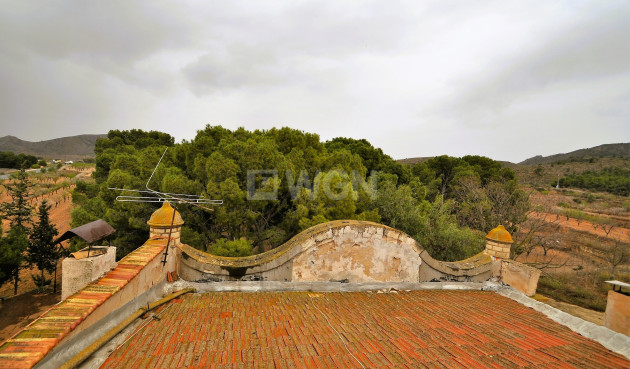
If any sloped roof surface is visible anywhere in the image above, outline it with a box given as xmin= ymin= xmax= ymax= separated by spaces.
xmin=55 ymin=219 xmax=115 ymax=244
xmin=100 ymin=291 xmax=630 ymax=369
xmin=0 ymin=238 xmax=167 ymax=369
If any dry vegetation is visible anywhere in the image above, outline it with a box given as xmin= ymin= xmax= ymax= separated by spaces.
xmin=513 ymin=159 xmax=630 ymax=312
xmin=0 ymin=164 xmax=94 ymax=340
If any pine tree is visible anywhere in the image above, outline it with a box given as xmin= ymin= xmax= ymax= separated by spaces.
xmin=0 ymin=228 xmax=29 ymax=295
xmin=0 ymin=167 xmax=33 ymax=295
xmin=0 ymin=167 xmax=33 ymax=229
xmin=27 ymin=200 xmax=59 ymax=288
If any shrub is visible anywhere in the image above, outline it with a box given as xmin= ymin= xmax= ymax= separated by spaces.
xmin=31 ymin=274 xmax=51 ymax=293
xmin=207 ymin=238 xmax=253 ymax=257
xmin=537 ymin=274 xmax=607 ymax=311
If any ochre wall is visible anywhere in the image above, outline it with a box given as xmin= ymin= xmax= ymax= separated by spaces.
xmin=605 ymin=290 xmax=630 ymax=336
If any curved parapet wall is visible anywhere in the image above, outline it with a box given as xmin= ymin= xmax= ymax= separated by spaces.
xmin=180 ymin=220 xmax=424 ymax=283
xmin=419 ymin=250 xmax=493 ymax=282
xmin=180 ymin=220 xmax=495 ymax=283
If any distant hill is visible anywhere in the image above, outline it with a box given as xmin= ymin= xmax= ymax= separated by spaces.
xmin=0 ymin=134 xmax=106 ymax=160
xmin=398 ymin=156 xmax=516 ymax=168
xmin=397 ymin=157 xmax=433 ymax=165
xmin=519 ymin=143 xmax=630 ymax=165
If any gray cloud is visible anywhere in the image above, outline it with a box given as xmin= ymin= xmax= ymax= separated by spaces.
xmin=0 ymin=1 xmax=194 ymax=62
xmin=443 ymin=3 xmax=630 ymax=117
xmin=182 ymin=45 xmax=282 ymax=94
xmin=0 ymin=1 xmax=628 ymax=162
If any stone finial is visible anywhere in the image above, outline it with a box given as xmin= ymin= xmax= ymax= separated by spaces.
xmin=147 ymin=202 xmax=184 ymax=244
xmin=484 ymin=225 xmax=513 ymax=259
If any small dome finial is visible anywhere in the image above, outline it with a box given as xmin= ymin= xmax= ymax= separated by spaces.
xmin=485 ymin=225 xmax=513 ymax=243
xmin=147 ymin=202 xmax=184 ymax=227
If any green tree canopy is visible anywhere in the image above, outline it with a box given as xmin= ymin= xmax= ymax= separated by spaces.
xmin=73 ymin=126 xmax=527 ymax=262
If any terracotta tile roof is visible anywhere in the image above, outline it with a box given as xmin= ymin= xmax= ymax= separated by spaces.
xmin=100 ymin=291 xmax=630 ymax=369
xmin=0 ymin=238 xmax=167 ymax=369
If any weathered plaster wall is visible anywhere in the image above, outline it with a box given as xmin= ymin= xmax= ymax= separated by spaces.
xmin=180 ymin=220 xmax=424 ymax=282
xmin=61 ymin=246 xmax=117 ymax=300
xmin=59 ymin=239 xmax=171 ymax=345
xmin=291 ymin=224 xmax=422 ymax=282
xmin=500 ymin=260 xmax=541 ymax=296
xmin=605 ymin=290 xmax=630 ymax=336
xmin=180 ymin=220 xmax=496 ymax=283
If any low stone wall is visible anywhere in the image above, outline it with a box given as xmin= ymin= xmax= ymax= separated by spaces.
xmin=500 ymin=260 xmax=541 ymax=296
xmin=180 ymin=220 xmax=496 ymax=283
xmin=180 ymin=220 xmax=425 ymax=282
xmin=419 ymin=251 xmax=493 ymax=282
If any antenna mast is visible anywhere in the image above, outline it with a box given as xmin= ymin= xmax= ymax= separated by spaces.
xmin=109 ymin=148 xmax=223 ymax=266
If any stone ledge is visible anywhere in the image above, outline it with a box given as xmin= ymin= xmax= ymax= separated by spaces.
xmin=497 ymin=286 xmax=630 ymax=359
xmin=166 ymin=280 xmax=503 ymax=293
xmin=420 ymin=250 xmax=492 ymax=277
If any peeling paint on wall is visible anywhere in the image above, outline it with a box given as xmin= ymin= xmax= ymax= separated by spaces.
xmin=292 ymin=225 xmax=422 ymax=282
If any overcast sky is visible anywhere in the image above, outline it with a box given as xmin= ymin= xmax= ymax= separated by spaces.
xmin=1 ymin=1 xmax=629 ymax=163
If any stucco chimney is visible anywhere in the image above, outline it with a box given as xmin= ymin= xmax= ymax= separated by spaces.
xmin=147 ymin=202 xmax=184 ymax=245
xmin=61 ymin=246 xmax=116 ymax=300
xmin=484 ymin=225 xmax=513 ymax=259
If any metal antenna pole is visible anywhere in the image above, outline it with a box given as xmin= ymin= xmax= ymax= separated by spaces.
xmin=109 ymin=147 xmax=223 ymax=269
xmin=146 ymin=148 xmax=168 ymax=193
xmin=161 ymin=201 xmax=178 ymax=267
xmin=109 ymin=147 xmax=222 ymax=207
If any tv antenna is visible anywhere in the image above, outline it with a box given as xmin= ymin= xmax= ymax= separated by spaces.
xmin=109 ymin=148 xmax=223 ymax=266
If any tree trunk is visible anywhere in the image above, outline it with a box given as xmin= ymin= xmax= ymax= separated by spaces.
xmin=53 ymin=260 xmax=58 ymax=293
xmin=13 ymin=269 xmax=19 ymax=296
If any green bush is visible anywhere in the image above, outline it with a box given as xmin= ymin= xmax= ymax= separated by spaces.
xmin=31 ymin=274 xmax=51 ymax=293
xmin=207 ymin=238 xmax=253 ymax=257
xmin=559 ymin=167 xmax=630 ymax=196
xmin=537 ymin=274 xmax=607 ymax=311
xmin=181 ymin=228 xmax=206 ymax=250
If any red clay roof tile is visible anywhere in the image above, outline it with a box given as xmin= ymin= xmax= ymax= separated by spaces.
xmin=99 ymin=291 xmax=629 ymax=369
xmin=0 ymin=239 xmax=167 ymax=369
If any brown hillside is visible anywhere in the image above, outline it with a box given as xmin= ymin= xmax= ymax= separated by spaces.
xmin=0 ymin=134 xmax=105 ymax=160
xmin=519 ymin=143 xmax=630 ymax=165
